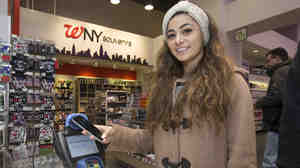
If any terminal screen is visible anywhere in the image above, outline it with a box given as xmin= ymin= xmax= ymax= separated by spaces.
xmin=66 ymin=135 xmax=99 ymax=158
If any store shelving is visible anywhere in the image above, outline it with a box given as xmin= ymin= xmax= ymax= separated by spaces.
xmin=54 ymin=79 xmax=74 ymax=130
xmin=106 ymin=90 xmax=129 ymax=124
xmin=249 ymin=67 xmax=269 ymax=132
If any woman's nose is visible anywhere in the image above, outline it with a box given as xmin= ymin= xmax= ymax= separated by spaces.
xmin=175 ymin=34 xmax=183 ymax=45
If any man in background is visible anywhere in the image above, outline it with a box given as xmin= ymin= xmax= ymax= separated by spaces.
xmin=277 ymin=42 xmax=300 ymax=168
xmin=255 ymin=47 xmax=290 ymax=168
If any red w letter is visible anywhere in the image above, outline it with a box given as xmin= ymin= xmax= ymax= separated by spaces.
xmin=64 ymin=24 xmax=84 ymax=39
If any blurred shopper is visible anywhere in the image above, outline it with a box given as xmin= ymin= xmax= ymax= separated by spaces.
xmin=255 ymin=47 xmax=290 ymax=168
xmin=277 ymin=42 xmax=300 ymax=168
xmin=83 ymin=1 xmax=257 ymax=167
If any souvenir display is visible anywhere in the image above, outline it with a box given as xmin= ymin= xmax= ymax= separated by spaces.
xmin=54 ymin=79 xmax=74 ymax=130
xmin=8 ymin=36 xmax=57 ymax=161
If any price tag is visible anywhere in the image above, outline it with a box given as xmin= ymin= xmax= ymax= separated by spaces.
xmin=23 ymin=106 xmax=33 ymax=111
xmin=2 ymin=55 xmax=10 ymax=62
xmin=51 ymin=106 xmax=56 ymax=110
xmin=25 ymin=72 xmax=33 ymax=76
xmin=1 ymin=76 xmax=9 ymax=82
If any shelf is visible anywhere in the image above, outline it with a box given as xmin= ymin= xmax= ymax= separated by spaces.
xmin=107 ymin=102 xmax=127 ymax=107
xmin=250 ymin=88 xmax=267 ymax=92
xmin=56 ymin=55 xmax=153 ymax=71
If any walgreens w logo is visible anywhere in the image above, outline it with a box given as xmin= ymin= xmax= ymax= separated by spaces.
xmin=64 ymin=24 xmax=85 ymax=39
xmin=64 ymin=24 xmax=104 ymax=43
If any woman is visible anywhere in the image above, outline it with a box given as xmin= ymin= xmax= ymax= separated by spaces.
xmin=84 ymin=1 xmax=257 ymax=167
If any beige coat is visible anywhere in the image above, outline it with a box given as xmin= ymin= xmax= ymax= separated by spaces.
xmin=108 ymin=74 xmax=257 ymax=168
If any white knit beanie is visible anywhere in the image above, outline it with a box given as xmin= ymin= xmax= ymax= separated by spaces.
xmin=162 ymin=1 xmax=210 ymax=46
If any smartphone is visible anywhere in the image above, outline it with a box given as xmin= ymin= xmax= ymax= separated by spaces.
xmin=72 ymin=116 xmax=103 ymax=143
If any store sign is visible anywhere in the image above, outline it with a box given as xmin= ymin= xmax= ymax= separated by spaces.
xmin=235 ymin=28 xmax=247 ymax=41
xmin=64 ymin=24 xmax=132 ymax=47
xmin=20 ymin=8 xmax=153 ymax=64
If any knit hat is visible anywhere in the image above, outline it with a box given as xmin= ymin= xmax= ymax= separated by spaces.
xmin=162 ymin=1 xmax=210 ymax=46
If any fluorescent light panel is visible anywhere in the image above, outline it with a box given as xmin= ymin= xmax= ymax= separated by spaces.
xmin=110 ymin=0 xmax=120 ymax=5
xmin=144 ymin=4 xmax=154 ymax=11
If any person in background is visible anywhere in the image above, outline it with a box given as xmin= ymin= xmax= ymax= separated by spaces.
xmin=255 ymin=47 xmax=290 ymax=168
xmin=277 ymin=42 xmax=300 ymax=168
xmin=83 ymin=1 xmax=257 ymax=167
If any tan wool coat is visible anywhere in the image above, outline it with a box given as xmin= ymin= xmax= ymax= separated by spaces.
xmin=107 ymin=74 xmax=257 ymax=168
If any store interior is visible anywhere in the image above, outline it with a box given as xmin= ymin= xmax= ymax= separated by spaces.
xmin=1 ymin=0 xmax=300 ymax=167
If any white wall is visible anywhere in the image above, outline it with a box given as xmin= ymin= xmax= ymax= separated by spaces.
xmin=0 ymin=0 xmax=8 ymax=16
xmin=224 ymin=0 xmax=300 ymax=31
xmin=0 ymin=16 xmax=11 ymax=43
xmin=20 ymin=8 xmax=154 ymax=65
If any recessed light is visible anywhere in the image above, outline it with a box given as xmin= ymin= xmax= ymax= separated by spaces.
xmin=110 ymin=0 xmax=120 ymax=5
xmin=252 ymin=49 xmax=259 ymax=53
xmin=144 ymin=4 xmax=154 ymax=11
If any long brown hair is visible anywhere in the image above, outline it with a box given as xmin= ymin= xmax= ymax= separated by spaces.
xmin=146 ymin=11 xmax=234 ymax=134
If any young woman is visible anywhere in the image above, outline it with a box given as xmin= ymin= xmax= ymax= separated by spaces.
xmin=84 ymin=1 xmax=257 ymax=167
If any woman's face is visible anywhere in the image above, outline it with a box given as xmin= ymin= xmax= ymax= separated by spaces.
xmin=166 ymin=13 xmax=204 ymax=65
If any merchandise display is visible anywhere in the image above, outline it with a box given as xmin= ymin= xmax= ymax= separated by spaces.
xmin=8 ymin=36 xmax=57 ymax=163
xmin=105 ymin=87 xmax=147 ymax=129
xmin=54 ymin=79 xmax=74 ymax=130
xmin=249 ymin=66 xmax=269 ymax=132
xmin=0 ymin=40 xmax=11 ymax=148
xmin=76 ymin=78 xmax=146 ymax=128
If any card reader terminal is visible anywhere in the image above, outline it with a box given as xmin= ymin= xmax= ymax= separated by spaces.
xmin=54 ymin=113 xmax=105 ymax=168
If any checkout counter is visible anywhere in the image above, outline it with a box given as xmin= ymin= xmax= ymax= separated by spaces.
xmin=3 ymin=151 xmax=156 ymax=168
xmin=2 ymin=113 xmax=156 ymax=168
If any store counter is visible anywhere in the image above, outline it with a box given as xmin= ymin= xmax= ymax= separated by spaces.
xmin=2 ymin=150 xmax=156 ymax=168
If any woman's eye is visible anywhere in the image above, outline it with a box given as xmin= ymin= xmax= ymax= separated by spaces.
xmin=167 ymin=33 xmax=176 ymax=40
xmin=182 ymin=29 xmax=192 ymax=35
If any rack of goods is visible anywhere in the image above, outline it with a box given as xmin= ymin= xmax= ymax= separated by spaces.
xmin=53 ymin=79 xmax=74 ymax=130
xmin=7 ymin=36 xmax=57 ymax=167
xmin=0 ymin=40 xmax=11 ymax=148
xmin=249 ymin=67 xmax=269 ymax=132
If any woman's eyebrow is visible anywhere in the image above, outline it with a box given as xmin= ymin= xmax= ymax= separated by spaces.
xmin=167 ymin=23 xmax=192 ymax=33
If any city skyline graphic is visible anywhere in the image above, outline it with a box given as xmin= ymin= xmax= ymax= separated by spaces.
xmin=56 ymin=44 xmax=149 ymax=65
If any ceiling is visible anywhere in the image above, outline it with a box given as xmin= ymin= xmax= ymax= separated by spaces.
xmin=131 ymin=0 xmax=178 ymax=13
xmin=20 ymin=0 xmax=175 ymax=38
xmin=19 ymin=0 xmax=298 ymax=66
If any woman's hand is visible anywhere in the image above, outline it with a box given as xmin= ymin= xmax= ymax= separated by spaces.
xmin=81 ymin=125 xmax=113 ymax=144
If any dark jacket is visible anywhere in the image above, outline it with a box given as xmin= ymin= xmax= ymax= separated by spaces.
xmin=255 ymin=61 xmax=290 ymax=132
xmin=277 ymin=42 xmax=300 ymax=168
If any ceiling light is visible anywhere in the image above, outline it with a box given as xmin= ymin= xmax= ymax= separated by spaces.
xmin=252 ymin=49 xmax=259 ymax=53
xmin=144 ymin=4 xmax=154 ymax=11
xmin=110 ymin=0 xmax=120 ymax=5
